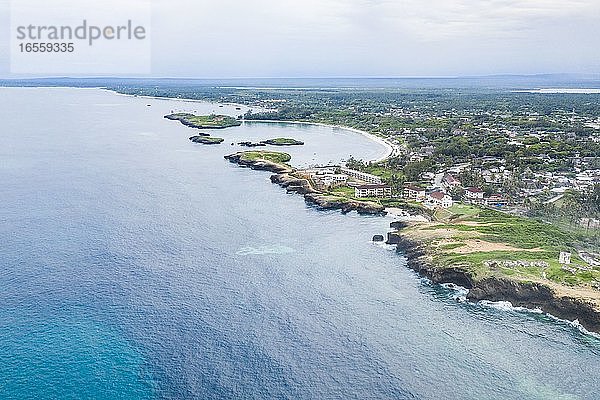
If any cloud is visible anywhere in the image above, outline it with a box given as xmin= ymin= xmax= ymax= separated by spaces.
xmin=329 ymin=0 xmax=600 ymax=40
xmin=1 ymin=0 xmax=599 ymax=77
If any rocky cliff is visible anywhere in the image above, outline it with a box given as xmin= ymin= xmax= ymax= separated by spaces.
xmin=394 ymin=234 xmax=600 ymax=333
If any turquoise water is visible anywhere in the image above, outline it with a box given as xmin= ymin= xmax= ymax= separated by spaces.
xmin=0 ymin=308 xmax=153 ymax=399
xmin=1 ymin=87 xmax=599 ymax=399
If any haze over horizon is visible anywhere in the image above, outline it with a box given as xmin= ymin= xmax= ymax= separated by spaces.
xmin=1 ymin=0 xmax=599 ymax=78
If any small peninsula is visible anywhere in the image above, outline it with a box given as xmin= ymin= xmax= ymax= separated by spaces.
xmin=225 ymin=147 xmax=600 ymax=333
xmin=164 ymin=113 xmax=241 ymax=129
xmin=224 ymin=151 xmax=386 ymax=215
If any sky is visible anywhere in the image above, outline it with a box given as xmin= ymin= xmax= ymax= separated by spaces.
xmin=1 ymin=0 xmax=600 ymax=78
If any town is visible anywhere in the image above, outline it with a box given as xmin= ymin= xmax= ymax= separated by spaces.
xmin=296 ymin=162 xmax=598 ymax=230
xmin=112 ymin=83 xmax=600 ymax=231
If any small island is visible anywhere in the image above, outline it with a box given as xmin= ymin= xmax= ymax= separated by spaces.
xmin=261 ymin=138 xmax=304 ymax=146
xmin=238 ymin=138 xmax=304 ymax=147
xmin=189 ymin=135 xmax=224 ymax=144
xmin=165 ymin=113 xmax=242 ymax=129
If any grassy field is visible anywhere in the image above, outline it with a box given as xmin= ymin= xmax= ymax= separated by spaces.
xmin=401 ymin=205 xmax=600 ymax=288
xmin=330 ymin=186 xmax=355 ymax=197
xmin=189 ymin=136 xmax=224 ymax=144
xmin=447 ymin=204 xmax=480 ymax=218
xmin=362 ymin=165 xmax=395 ymax=181
xmin=262 ymin=138 xmax=304 ymax=146
xmin=239 ymin=151 xmax=292 ymax=164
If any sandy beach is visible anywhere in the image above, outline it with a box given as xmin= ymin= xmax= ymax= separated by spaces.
xmin=242 ymin=119 xmax=398 ymax=163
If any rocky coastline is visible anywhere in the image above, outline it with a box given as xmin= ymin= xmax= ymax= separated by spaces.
xmin=189 ymin=135 xmax=224 ymax=144
xmin=225 ymin=150 xmax=600 ymax=333
xmin=392 ymin=232 xmax=600 ymax=334
xmin=224 ymin=152 xmax=293 ymax=174
xmin=224 ymin=152 xmax=386 ymax=215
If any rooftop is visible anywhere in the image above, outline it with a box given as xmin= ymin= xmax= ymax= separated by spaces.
xmin=356 ymin=184 xmax=391 ymax=189
xmin=467 ymin=187 xmax=484 ymax=193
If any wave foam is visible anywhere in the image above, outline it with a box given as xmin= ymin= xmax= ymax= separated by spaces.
xmin=440 ymin=282 xmax=469 ymax=302
xmin=236 ymin=245 xmax=295 ymax=255
xmin=479 ymin=300 xmax=600 ymax=340
xmin=479 ymin=300 xmax=544 ymax=314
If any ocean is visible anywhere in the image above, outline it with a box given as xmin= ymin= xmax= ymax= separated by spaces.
xmin=1 ymin=87 xmax=599 ymax=399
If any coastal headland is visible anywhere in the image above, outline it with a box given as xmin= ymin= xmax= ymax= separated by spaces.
xmin=224 ymin=148 xmax=600 ymax=333
xmin=388 ymin=206 xmax=600 ymax=333
xmin=224 ymin=151 xmax=386 ymax=215
xmin=162 ymin=99 xmax=600 ymax=335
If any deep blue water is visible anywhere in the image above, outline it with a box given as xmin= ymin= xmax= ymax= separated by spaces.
xmin=1 ymin=87 xmax=599 ymax=400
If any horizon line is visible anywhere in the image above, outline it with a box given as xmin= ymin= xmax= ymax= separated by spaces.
xmin=2 ymin=72 xmax=600 ymax=81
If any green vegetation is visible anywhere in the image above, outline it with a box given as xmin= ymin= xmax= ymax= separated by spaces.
xmin=403 ymin=206 xmax=599 ymax=288
xmin=165 ymin=113 xmax=241 ymax=129
xmin=123 ymin=85 xmax=599 ymax=226
xmin=119 ymin=83 xmax=600 ymax=294
xmin=447 ymin=204 xmax=480 ymax=218
xmin=239 ymin=151 xmax=292 ymax=164
xmin=330 ymin=186 xmax=355 ymax=198
xmin=261 ymin=138 xmax=304 ymax=146
xmin=189 ymin=136 xmax=224 ymax=144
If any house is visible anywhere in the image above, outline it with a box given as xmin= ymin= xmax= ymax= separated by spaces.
xmin=340 ymin=168 xmax=382 ymax=184
xmin=442 ymin=174 xmax=461 ymax=190
xmin=465 ymin=187 xmax=485 ymax=201
xmin=355 ymin=184 xmax=392 ymax=198
xmin=485 ymin=194 xmax=508 ymax=207
xmin=403 ymin=185 xmax=426 ymax=201
xmin=580 ymin=218 xmax=600 ymax=229
xmin=426 ymin=191 xmax=453 ymax=208
xmin=559 ymin=252 xmax=572 ymax=265
xmin=314 ymin=174 xmax=348 ymax=188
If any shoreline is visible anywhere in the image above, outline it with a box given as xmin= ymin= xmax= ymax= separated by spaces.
xmin=224 ymin=151 xmax=387 ymax=215
xmin=225 ymin=149 xmax=600 ymax=335
xmin=241 ymin=119 xmax=396 ymax=163
xmin=224 ymin=144 xmax=600 ymax=336
xmin=105 ymin=88 xmax=395 ymax=163
xmin=391 ymin=223 xmax=600 ymax=335
xmin=17 ymin=86 xmax=598 ymax=337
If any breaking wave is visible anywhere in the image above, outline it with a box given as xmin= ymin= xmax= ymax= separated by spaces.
xmin=236 ymin=245 xmax=296 ymax=255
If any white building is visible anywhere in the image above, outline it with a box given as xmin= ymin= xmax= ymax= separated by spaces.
xmin=559 ymin=251 xmax=572 ymax=265
xmin=580 ymin=218 xmax=600 ymax=229
xmin=355 ymin=184 xmax=392 ymax=198
xmin=465 ymin=187 xmax=485 ymax=201
xmin=403 ymin=185 xmax=426 ymax=201
xmin=426 ymin=191 xmax=453 ymax=208
xmin=314 ymin=174 xmax=348 ymax=188
xmin=305 ymin=167 xmax=337 ymax=177
xmin=340 ymin=168 xmax=382 ymax=184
